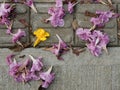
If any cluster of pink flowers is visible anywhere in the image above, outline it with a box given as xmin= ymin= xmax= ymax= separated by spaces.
xmin=0 ymin=3 xmax=26 ymax=45
xmin=90 ymin=11 xmax=114 ymax=28
xmin=75 ymin=10 xmax=119 ymax=56
xmin=46 ymin=0 xmax=78 ymax=27
xmin=0 ymin=3 xmax=14 ymax=32
xmin=6 ymin=54 xmax=55 ymax=89
xmin=76 ymin=28 xmax=109 ymax=56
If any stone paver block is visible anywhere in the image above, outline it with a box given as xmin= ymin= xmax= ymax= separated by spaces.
xmin=76 ymin=4 xmax=116 ymax=13
xmin=0 ymin=4 xmax=30 ymax=47
xmin=74 ymin=4 xmax=118 ymax=46
xmin=30 ymin=3 xmax=73 ymax=46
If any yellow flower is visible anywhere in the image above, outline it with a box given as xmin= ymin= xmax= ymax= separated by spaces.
xmin=33 ymin=28 xmax=50 ymax=47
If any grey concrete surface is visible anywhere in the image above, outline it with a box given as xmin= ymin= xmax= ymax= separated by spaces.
xmin=0 ymin=0 xmax=120 ymax=90
xmin=0 ymin=48 xmax=119 ymax=90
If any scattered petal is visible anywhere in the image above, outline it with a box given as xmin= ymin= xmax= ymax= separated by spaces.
xmin=11 ymin=29 xmax=26 ymax=43
xmin=40 ymin=66 xmax=55 ymax=88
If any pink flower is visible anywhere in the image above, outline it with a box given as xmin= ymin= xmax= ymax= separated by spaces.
xmin=48 ymin=34 xmax=69 ymax=60
xmin=29 ymin=55 xmax=43 ymax=72
xmin=6 ymin=55 xmax=32 ymax=82
xmin=12 ymin=0 xmax=37 ymax=13
xmin=46 ymin=7 xmax=65 ymax=27
xmin=90 ymin=11 xmax=114 ymax=27
xmin=76 ymin=28 xmax=110 ymax=56
xmin=68 ymin=1 xmax=79 ymax=14
xmin=11 ymin=29 xmax=26 ymax=43
xmin=76 ymin=28 xmax=91 ymax=41
xmin=40 ymin=66 xmax=55 ymax=88
xmin=46 ymin=0 xmax=65 ymax=27
xmin=55 ymin=0 xmax=63 ymax=7
xmin=24 ymin=0 xmax=37 ymax=13
xmin=6 ymin=54 xmax=15 ymax=66
xmin=0 ymin=3 xmax=15 ymax=31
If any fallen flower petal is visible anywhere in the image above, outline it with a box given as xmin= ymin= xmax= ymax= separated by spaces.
xmin=46 ymin=34 xmax=69 ymax=60
xmin=46 ymin=0 xmax=65 ymax=27
xmin=6 ymin=54 xmax=15 ymax=66
xmin=11 ymin=29 xmax=26 ymax=43
xmin=90 ymin=11 xmax=114 ymax=28
xmin=33 ymin=28 xmax=50 ymax=47
xmin=29 ymin=55 xmax=43 ymax=72
xmin=76 ymin=28 xmax=91 ymax=40
xmin=40 ymin=66 xmax=55 ymax=88
xmin=25 ymin=0 xmax=37 ymax=13
xmin=68 ymin=1 xmax=79 ymax=14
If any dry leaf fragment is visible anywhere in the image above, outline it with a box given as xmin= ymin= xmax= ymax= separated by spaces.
xmin=72 ymin=47 xmax=86 ymax=56
xmin=72 ymin=19 xmax=79 ymax=30
xmin=85 ymin=10 xmax=98 ymax=17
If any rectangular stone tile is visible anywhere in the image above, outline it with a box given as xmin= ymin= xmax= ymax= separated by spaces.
xmin=112 ymin=65 xmax=120 ymax=90
xmin=76 ymin=4 xmax=116 ymax=13
xmin=75 ymin=14 xmax=116 ymax=29
xmin=30 ymin=3 xmax=73 ymax=46
xmin=94 ymin=66 xmax=112 ymax=90
xmin=74 ymin=4 xmax=118 ymax=46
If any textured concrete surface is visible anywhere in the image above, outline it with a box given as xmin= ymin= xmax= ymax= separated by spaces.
xmin=0 ymin=48 xmax=120 ymax=90
xmin=0 ymin=0 xmax=120 ymax=90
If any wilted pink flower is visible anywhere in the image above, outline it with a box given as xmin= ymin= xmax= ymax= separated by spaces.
xmin=90 ymin=11 xmax=114 ymax=27
xmin=46 ymin=0 xmax=65 ymax=27
xmin=24 ymin=0 xmax=37 ymax=13
xmin=76 ymin=28 xmax=110 ymax=56
xmin=68 ymin=1 xmax=79 ymax=14
xmin=56 ymin=0 xmax=63 ymax=7
xmin=11 ymin=0 xmax=37 ymax=13
xmin=29 ymin=55 xmax=43 ymax=72
xmin=76 ymin=28 xmax=91 ymax=40
xmin=87 ymin=42 xmax=102 ymax=56
xmin=0 ymin=3 xmax=11 ymax=16
xmin=40 ymin=66 xmax=55 ymax=88
xmin=10 ymin=29 xmax=26 ymax=43
xmin=0 ymin=3 xmax=15 ymax=31
xmin=46 ymin=7 xmax=65 ymax=27
xmin=47 ymin=34 xmax=69 ymax=60
xmin=6 ymin=55 xmax=32 ymax=82
xmin=6 ymin=54 xmax=15 ymax=66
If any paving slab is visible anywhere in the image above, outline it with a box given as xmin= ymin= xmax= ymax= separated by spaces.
xmin=0 ymin=4 xmax=30 ymax=47
xmin=74 ymin=4 xmax=118 ymax=46
xmin=30 ymin=3 xmax=74 ymax=46
xmin=0 ymin=48 xmax=120 ymax=90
